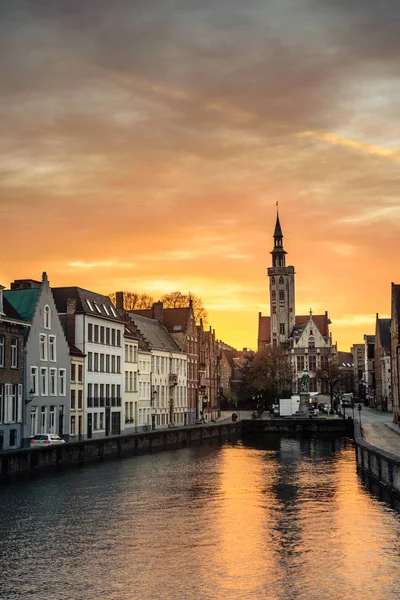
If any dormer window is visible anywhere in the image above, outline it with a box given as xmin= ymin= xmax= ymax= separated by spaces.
xmin=93 ymin=302 xmax=102 ymax=314
xmin=103 ymin=304 xmax=110 ymax=315
xmin=44 ymin=305 xmax=51 ymax=329
xmin=110 ymin=306 xmax=117 ymax=318
xmin=86 ymin=299 xmax=94 ymax=312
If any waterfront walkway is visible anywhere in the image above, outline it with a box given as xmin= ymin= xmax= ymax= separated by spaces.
xmin=358 ymin=407 xmax=400 ymax=458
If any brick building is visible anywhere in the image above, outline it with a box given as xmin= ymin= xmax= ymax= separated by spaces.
xmin=374 ymin=314 xmax=392 ymax=411
xmin=0 ymin=285 xmax=26 ymax=450
xmin=391 ymin=284 xmax=400 ymax=423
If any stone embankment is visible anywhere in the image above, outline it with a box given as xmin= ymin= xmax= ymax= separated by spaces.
xmin=0 ymin=422 xmax=241 ymax=482
xmin=354 ymin=421 xmax=400 ymax=505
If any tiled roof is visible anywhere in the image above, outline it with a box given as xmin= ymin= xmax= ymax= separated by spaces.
xmin=295 ymin=314 xmax=330 ymax=337
xmin=130 ymin=307 xmax=191 ymax=334
xmin=258 ymin=315 xmax=271 ymax=344
xmin=128 ymin=314 xmax=181 ymax=352
xmin=2 ymin=297 xmax=26 ymax=322
xmin=378 ymin=318 xmax=391 ymax=351
xmin=52 ymin=287 xmax=123 ymax=323
xmin=338 ymin=351 xmax=354 ymax=368
xmin=3 ymin=289 xmax=40 ymax=322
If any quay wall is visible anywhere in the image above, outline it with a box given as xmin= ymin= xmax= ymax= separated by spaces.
xmin=242 ymin=418 xmax=354 ymax=435
xmin=0 ymin=422 xmax=241 ymax=481
xmin=354 ymin=422 xmax=400 ymax=504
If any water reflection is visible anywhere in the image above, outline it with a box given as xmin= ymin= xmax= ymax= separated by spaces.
xmin=1 ymin=437 xmax=400 ymax=599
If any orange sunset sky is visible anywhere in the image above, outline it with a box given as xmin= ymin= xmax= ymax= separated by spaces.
xmin=1 ymin=0 xmax=399 ymax=352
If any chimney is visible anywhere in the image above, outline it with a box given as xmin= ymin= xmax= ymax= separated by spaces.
xmin=152 ymin=301 xmax=163 ymax=324
xmin=66 ymin=298 xmax=76 ymax=347
xmin=115 ymin=291 xmax=124 ymax=310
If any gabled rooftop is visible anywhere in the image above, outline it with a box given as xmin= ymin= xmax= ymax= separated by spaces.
xmin=3 ymin=289 xmax=41 ymax=322
xmin=128 ymin=314 xmax=181 ymax=353
xmin=52 ymin=287 xmax=123 ymax=323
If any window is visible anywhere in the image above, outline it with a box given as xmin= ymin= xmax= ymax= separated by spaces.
xmin=308 ymin=337 xmax=315 ymax=349
xmin=40 ymin=334 xmax=47 ymax=361
xmin=78 ymin=390 xmax=83 ymax=409
xmin=129 ymin=346 xmax=133 ymax=362
xmin=71 ymin=389 xmax=76 ymax=410
xmin=272 ymin=305 xmax=276 ymax=314
xmin=280 ymin=323 xmax=285 ymax=335
xmin=111 ymin=329 xmax=116 ymax=346
xmin=30 ymin=366 xmax=38 ymax=395
xmin=129 ymin=372 xmax=133 ymax=392
xmin=94 ymin=302 xmax=102 ymax=314
xmin=117 ymin=356 xmax=121 ymax=373
xmin=94 ymin=413 xmax=98 ymax=430
xmin=50 ymin=368 xmax=57 ymax=395
xmin=279 ymin=276 xmax=284 ymax=285
xmin=100 ymin=354 xmax=104 ymax=372
xmin=134 ymin=371 xmax=137 ymax=392
xmin=86 ymin=299 xmax=94 ymax=312
xmin=0 ymin=335 xmax=4 ymax=367
xmin=297 ymin=356 xmax=305 ymax=371
xmin=88 ymin=323 xmax=93 ymax=342
xmin=88 ymin=352 xmax=93 ymax=371
xmin=100 ymin=326 xmax=105 ymax=344
xmin=106 ymin=328 xmax=110 ymax=345
xmin=111 ymin=355 xmax=116 ymax=373
xmin=30 ymin=407 xmax=38 ymax=436
xmin=94 ymin=325 xmax=99 ymax=343
xmin=71 ymin=364 xmax=76 ymax=382
xmin=309 ymin=356 xmax=317 ymax=372
xmin=59 ymin=369 xmax=66 ymax=395
xmin=133 ymin=346 xmax=137 ymax=362
xmin=106 ymin=354 xmax=110 ymax=373
xmin=70 ymin=416 xmax=76 ymax=435
xmin=78 ymin=365 xmax=83 ymax=383
xmin=94 ymin=353 xmax=99 ymax=372
xmin=99 ymin=412 xmax=104 ymax=430
xmin=125 ymin=371 xmax=128 ymax=391
xmin=44 ymin=305 xmax=51 ymax=329
xmin=117 ymin=330 xmax=121 ymax=347
xmin=41 ymin=367 xmax=48 ymax=395
xmin=110 ymin=306 xmax=117 ymax=318
xmin=103 ymin=304 xmax=110 ymax=316
xmin=49 ymin=406 xmax=56 ymax=433
xmin=279 ymin=290 xmax=285 ymax=301
xmin=49 ymin=335 xmax=56 ymax=361
xmin=11 ymin=338 xmax=18 ymax=368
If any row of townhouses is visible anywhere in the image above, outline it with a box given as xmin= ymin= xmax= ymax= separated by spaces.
xmin=0 ymin=274 xmax=220 ymax=452
xmin=350 ymin=283 xmax=400 ymax=422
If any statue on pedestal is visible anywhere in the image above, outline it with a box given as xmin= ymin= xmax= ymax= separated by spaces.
xmin=300 ymin=368 xmax=310 ymax=394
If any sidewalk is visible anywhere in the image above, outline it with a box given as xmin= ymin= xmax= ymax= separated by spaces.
xmin=362 ymin=422 xmax=400 ymax=458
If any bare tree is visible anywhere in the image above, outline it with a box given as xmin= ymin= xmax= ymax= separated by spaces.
xmin=109 ymin=292 xmax=154 ymax=310
xmin=241 ymin=346 xmax=293 ymax=405
xmin=161 ymin=291 xmax=207 ymax=324
xmin=316 ymin=355 xmax=347 ymax=408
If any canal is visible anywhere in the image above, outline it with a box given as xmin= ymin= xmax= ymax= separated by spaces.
xmin=1 ymin=435 xmax=400 ymax=600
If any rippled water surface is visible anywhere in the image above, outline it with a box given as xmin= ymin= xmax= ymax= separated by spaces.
xmin=2 ymin=436 xmax=400 ymax=599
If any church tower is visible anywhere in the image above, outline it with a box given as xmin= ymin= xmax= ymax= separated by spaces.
xmin=267 ymin=209 xmax=295 ymax=346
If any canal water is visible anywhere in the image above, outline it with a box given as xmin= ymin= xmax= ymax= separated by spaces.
xmin=1 ymin=436 xmax=400 ymax=600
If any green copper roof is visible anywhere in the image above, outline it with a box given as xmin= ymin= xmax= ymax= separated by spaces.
xmin=3 ymin=289 xmax=40 ymax=322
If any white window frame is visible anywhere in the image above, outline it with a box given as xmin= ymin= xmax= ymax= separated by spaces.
xmin=44 ymin=305 xmax=51 ymax=329
xmin=50 ymin=368 xmax=57 ymax=396
xmin=40 ymin=367 xmax=48 ymax=396
xmin=30 ymin=407 xmax=38 ymax=436
xmin=40 ymin=406 xmax=47 ymax=433
xmin=49 ymin=406 xmax=56 ymax=433
xmin=40 ymin=334 xmax=47 ymax=361
xmin=59 ymin=369 xmax=66 ymax=396
xmin=11 ymin=338 xmax=18 ymax=368
xmin=30 ymin=366 xmax=38 ymax=395
xmin=49 ymin=335 xmax=56 ymax=362
xmin=0 ymin=335 xmax=4 ymax=367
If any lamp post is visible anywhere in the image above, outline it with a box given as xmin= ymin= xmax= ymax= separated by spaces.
xmin=358 ymin=403 xmax=362 ymax=427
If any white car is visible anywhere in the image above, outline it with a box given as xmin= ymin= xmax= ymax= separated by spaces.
xmin=30 ymin=434 xmax=65 ymax=447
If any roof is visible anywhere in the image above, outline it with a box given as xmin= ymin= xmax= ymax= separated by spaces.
xmin=130 ymin=307 xmax=192 ymax=334
xmin=2 ymin=297 xmax=26 ymax=322
xmin=273 ymin=214 xmax=283 ymax=238
xmin=338 ymin=351 xmax=354 ymax=368
xmin=128 ymin=314 xmax=181 ymax=353
xmin=3 ymin=289 xmax=41 ymax=322
xmin=52 ymin=287 xmax=123 ymax=323
xmin=295 ymin=314 xmax=330 ymax=337
xmin=378 ymin=318 xmax=391 ymax=351
xmin=258 ymin=315 xmax=271 ymax=345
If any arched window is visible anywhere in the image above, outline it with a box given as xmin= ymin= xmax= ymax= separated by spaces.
xmin=279 ymin=290 xmax=285 ymax=301
xmin=271 ymin=290 xmax=276 ymax=300
xmin=279 ymin=276 xmax=284 ymax=285
xmin=271 ymin=277 xmax=275 ymax=285
xmin=44 ymin=305 xmax=51 ymax=330
xmin=308 ymin=337 xmax=315 ymax=349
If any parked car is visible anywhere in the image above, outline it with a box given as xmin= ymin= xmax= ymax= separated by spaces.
xmin=30 ymin=434 xmax=65 ymax=447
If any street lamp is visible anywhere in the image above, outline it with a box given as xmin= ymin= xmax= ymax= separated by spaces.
xmin=358 ymin=403 xmax=362 ymax=426
xmin=151 ymin=388 xmax=158 ymax=430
